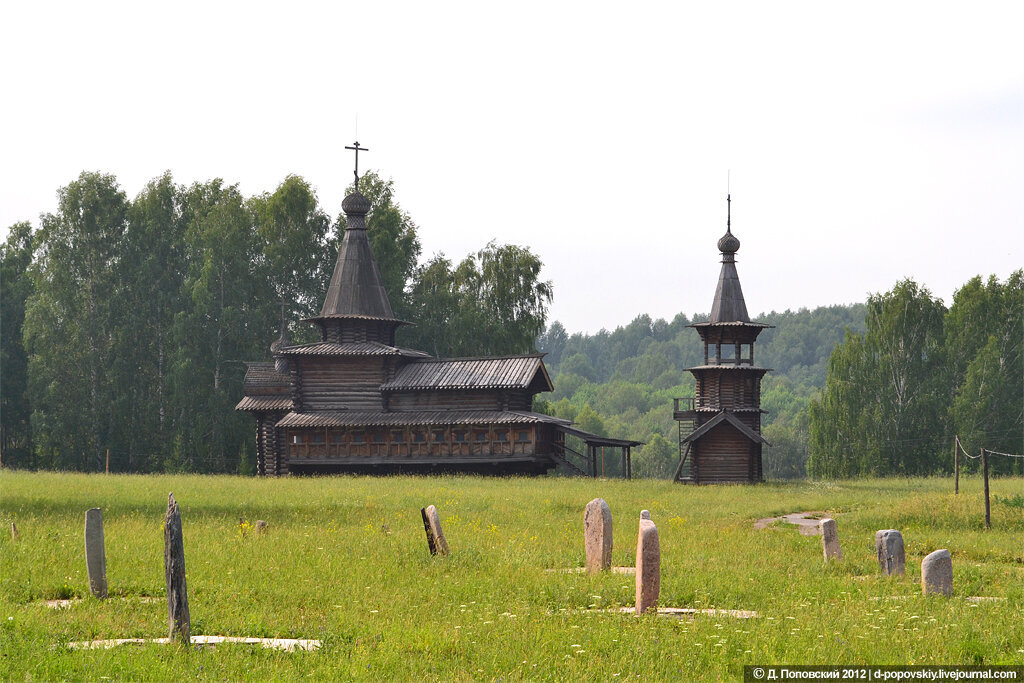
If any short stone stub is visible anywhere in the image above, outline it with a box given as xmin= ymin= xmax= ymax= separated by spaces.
xmin=819 ymin=518 xmax=843 ymax=561
xmin=921 ymin=549 xmax=953 ymax=597
xmin=84 ymin=508 xmax=107 ymax=599
xmin=635 ymin=518 xmax=660 ymax=615
xmin=422 ymin=505 xmax=450 ymax=556
xmin=584 ymin=498 xmax=613 ymax=573
xmin=875 ymin=529 xmax=905 ymax=576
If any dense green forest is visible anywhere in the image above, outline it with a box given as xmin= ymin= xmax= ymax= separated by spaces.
xmin=2 ymin=171 xmax=1019 ymax=479
xmin=808 ymin=275 xmax=1022 ymax=477
xmin=0 ymin=171 xmax=551 ymax=473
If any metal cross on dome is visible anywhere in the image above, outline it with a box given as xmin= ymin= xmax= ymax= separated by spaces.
xmin=345 ymin=141 xmax=368 ymax=191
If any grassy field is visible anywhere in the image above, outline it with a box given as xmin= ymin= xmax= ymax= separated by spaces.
xmin=1 ymin=471 xmax=1022 ymax=680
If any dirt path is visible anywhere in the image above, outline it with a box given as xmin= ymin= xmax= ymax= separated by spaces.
xmin=753 ymin=512 xmax=829 ymax=536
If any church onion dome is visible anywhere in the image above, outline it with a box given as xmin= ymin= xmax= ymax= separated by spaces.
xmin=341 ymin=191 xmax=371 ymax=218
xmin=717 ymin=228 xmax=740 ymax=255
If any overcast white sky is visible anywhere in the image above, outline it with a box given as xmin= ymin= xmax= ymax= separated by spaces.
xmin=1 ymin=1 xmax=1021 ymax=333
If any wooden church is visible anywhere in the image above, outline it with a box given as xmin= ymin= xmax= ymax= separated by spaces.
xmin=237 ymin=148 xmax=637 ymax=476
xmin=673 ymin=196 xmax=772 ymax=484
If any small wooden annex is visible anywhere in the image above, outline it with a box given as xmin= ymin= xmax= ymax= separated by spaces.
xmin=673 ymin=197 xmax=772 ymax=484
xmin=237 ymin=183 xmax=633 ymax=476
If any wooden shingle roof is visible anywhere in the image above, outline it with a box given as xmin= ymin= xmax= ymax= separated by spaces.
xmin=682 ymin=410 xmax=770 ymax=445
xmin=685 ymin=364 xmax=773 ymax=372
xmin=276 ymin=409 xmax=569 ymax=429
xmin=278 ymin=342 xmax=430 ymax=358
xmin=235 ymin=396 xmax=294 ymax=412
xmin=381 ymin=355 xmax=553 ymax=392
xmin=242 ymin=363 xmax=290 ymax=394
xmin=689 ymin=321 xmax=773 ymax=328
xmin=709 ymin=258 xmax=749 ymax=323
xmin=314 ymin=191 xmax=402 ymax=323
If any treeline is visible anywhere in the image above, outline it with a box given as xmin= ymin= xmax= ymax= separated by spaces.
xmin=0 ymin=171 xmax=551 ymax=473
xmin=535 ymin=304 xmax=868 ymax=478
xmin=808 ymin=275 xmax=1022 ymax=477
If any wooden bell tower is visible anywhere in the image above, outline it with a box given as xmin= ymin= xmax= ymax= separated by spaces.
xmin=674 ymin=196 xmax=772 ymax=484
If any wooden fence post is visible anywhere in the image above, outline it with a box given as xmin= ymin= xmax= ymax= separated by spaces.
xmin=420 ymin=507 xmax=437 ymax=555
xmin=953 ymin=437 xmax=959 ymax=495
xmin=982 ymin=448 xmax=990 ymax=530
xmin=165 ymin=493 xmax=191 ymax=643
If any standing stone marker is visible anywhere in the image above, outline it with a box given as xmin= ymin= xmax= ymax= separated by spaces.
xmin=164 ymin=493 xmax=190 ymax=643
xmin=819 ymin=518 xmax=842 ymax=561
xmin=635 ymin=513 xmax=660 ymax=615
xmin=875 ymin=529 xmax=905 ymax=576
xmin=84 ymin=508 xmax=108 ymax=599
xmin=584 ymin=498 xmax=613 ymax=572
xmin=921 ymin=549 xmax=953 ymax=596
xmin=420 ymin=505 xmax=450 ymax=556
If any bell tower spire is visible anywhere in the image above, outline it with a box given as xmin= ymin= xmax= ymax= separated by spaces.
xmin=710 ymin=194 xmax=748 ymax=322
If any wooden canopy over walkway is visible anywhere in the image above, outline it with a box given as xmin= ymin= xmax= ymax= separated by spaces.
xmin=551 ymin=425 xmax=642 ymax=479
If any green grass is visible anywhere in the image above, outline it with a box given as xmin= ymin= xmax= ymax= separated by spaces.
xmin=1 ymin=472 xmax=1022 ymax=680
